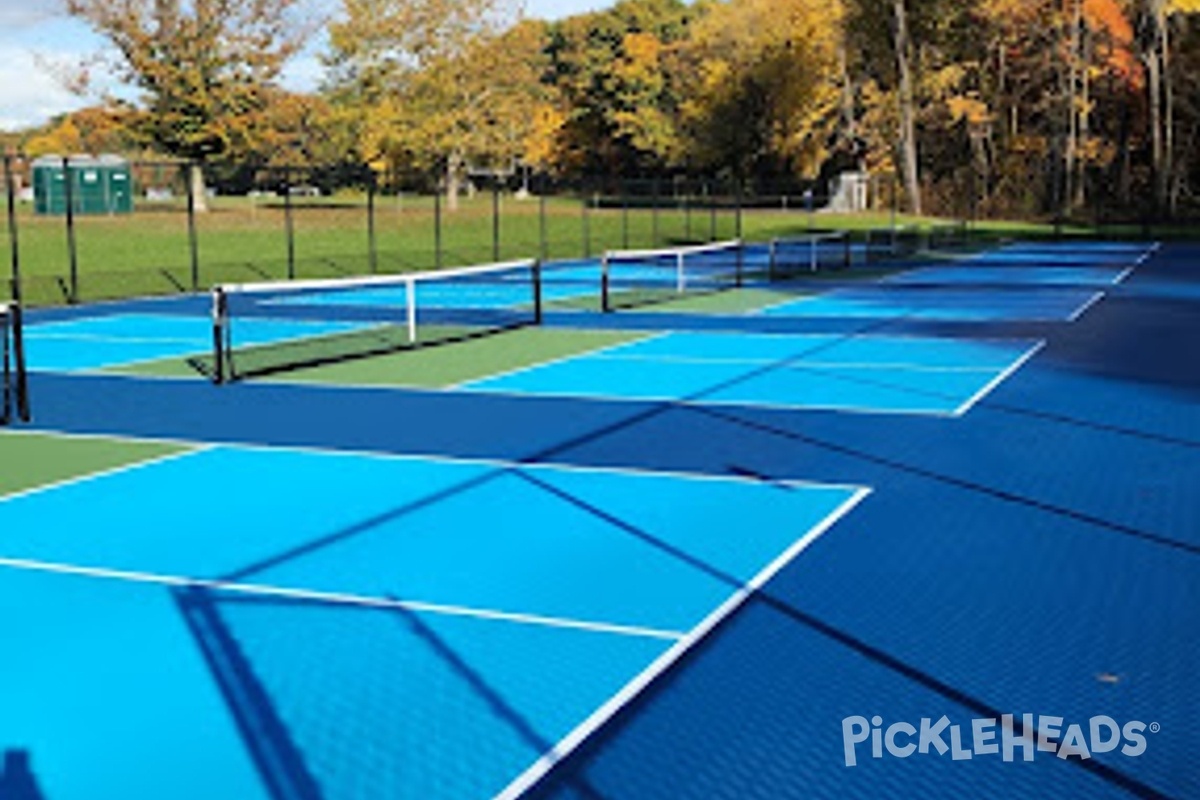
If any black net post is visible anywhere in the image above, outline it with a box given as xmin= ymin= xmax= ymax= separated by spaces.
xmin=11 ymin=302 xmax=28 ymax=421
xmin=532 ymin=260 xmax=543 ymax=324
xmin=186 ymin=160 xmax=201 ymax=291
xmin=735 ymin=240 xmax=744 ymax=288
xmin=367 ymin=170 xmax=378 ymax=274
xmin=63 ymin=156 xmax=79 ymax=303
xmin=601 ymin=253 xmax=611 ymax=313
xmin=211 ymin=287 xmax=228 ymax=385
xmin=283 ymin=169 xmax=296 ymax=280
xmin=492 ymin=179 xmax=501 ymax=262
xmin=5 ymin=155 xmax=21 ymax=304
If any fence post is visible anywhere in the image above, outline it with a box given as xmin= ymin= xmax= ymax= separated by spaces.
xmin=434 ymin=183 xmax=443 ymax=269
xmin=367 ymin=170 xmax=378 ymax=274
xmin=4 ymin=156 xmax=21 ymax=304
xmin=538 ymin=176 xmax=548 ymax=263
xmin=492 ymin=179 xmax=501 ymax=262
xmin=581 ymin=186 xmax=591 ymax=259
xmin=621 ymin=181 xmax=630 ymax=249
xmin=735 ymin=180 xmax=744 ymax=241
xmin=652 ymin=177 xmax=661 ymax=248
xmin=62 ymin=156 xmax=79 ymax=303
xmin=283 ymin=169 xmax=295 ymax=280
xmin=186 ymin=161 xmax=200 ymax=291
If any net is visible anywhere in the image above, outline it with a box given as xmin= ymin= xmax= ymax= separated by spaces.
xmin=864 ymin=225 xmax=921 ymax=263
xmin=198 ymin=260 xmax=543 ymax=384
xmin=927 ymin=221 xmax=971 ymax=250
xmin=601 ymin=240 xmax=743 ymax=312
xmin=767 ymin=232 xmax=851 ymax=279
xmin=1 ymin=302 xmax=30 ymax=425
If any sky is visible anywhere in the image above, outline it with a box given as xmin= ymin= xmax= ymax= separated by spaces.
xmin=0 ymin=0 xmax=613 ymax=132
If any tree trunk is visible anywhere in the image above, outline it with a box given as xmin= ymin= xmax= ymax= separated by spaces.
xmin=1064 ymin=0 xmax=1081 ymax=213
xmin=1144 ymin=0 xmax=1169 ymax=214
xmin=189 ymin=163 xmax=208 ymax=213
xmin=892 ymin=0 xmax=921 ymax=215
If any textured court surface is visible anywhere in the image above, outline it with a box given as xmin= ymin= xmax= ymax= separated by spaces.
xmin=0 ymin=240 xmax=1196 ymax=800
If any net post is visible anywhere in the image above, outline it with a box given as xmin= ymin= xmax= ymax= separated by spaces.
xmin=735 ymin=239 xmax=744 ymax=288
xmin=11 ymin=301 xmax=28 ymax=422
xmin=211 ymin=287 xmax=228 ymax=385
xmin=1 ymin=306 xmax=11 ymax=425
xmin=492 ymin=180 xmax=501 ymax=262
xmin=675 ymin=251 xmax=685 ymax=294
xmin=283 ymin=169 xmax=296 ymax=281
xmin=406 ymin=278 xmax=417 ymax=343
xmin=810 ymin=236 xmax=818 ymax=273
xmin=601 ymin=253 xmax=611 ymax=313
xmin=367 ymin=170 xmax=378 ymax=274
xmin=532 ymin=260 xmax=543 ymax=325
xmin=768 ymin=238 xmax=778 ymax=281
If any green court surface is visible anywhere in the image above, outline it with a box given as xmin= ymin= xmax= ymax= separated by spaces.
xmin=115 ymin=328 xmax=650 ymax=388
xmin=0 ymin=433 xmax=191 ymax=498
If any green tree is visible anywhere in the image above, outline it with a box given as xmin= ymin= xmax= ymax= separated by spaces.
xmin=64 ymin=0 xmax=310 ymax=210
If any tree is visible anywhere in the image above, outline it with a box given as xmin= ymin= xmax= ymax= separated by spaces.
xmin=65 ymin=0 xmax=309 ymax=209
xmin=328 ymin=0 xmax=531 ymax=207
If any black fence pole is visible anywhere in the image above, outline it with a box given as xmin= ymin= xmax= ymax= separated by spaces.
xmin=367 ymin=172 xmax=378 ymax=274
xmin=283 ymin=169 xmax=296 ymax=280
xmin=621 ymin=182 xmax=630 ymax=249
xmin=581 ymin=187 xmax=591 ymax=259
xmin=492 ymin=180 xmax=501 ymax=262
xmin=708 ymin=183 xmax=717 ymax=241
xmin=434 ymin=185 xmax=443 ymax=269
xmin=652 ymin=178 xmax=661 ymax=248
xmin=735 ymin=181 xmax=744 ymax=241
xmin=538 ymin=177 xmax=548 ymax=262
xmin=62 ymin=156 xmax=79 ymax=303
xmin=4 ymin=156 xmax=21 ymax=304
xmin=186 ymin=161 xmax=200 ymax=291
xmin=684 ymin=184 xmax=692 ymax=241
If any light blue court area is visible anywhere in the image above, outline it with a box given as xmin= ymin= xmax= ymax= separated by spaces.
xmin=0 ymin=445 xmax=867 ymax=800
xmin=759 ymin=287 xmax=1101 ymax=322
xmin=22 ymin=313 xmax=363 ymax=372
xmin=883 ymin=265 xmax=1129 ymax=287
xmin=464 ymin=331 xmax=1041 ymax=416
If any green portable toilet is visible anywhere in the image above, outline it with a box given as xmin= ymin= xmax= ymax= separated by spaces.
xmin=32 ymin=155 xmax=134 ymax=215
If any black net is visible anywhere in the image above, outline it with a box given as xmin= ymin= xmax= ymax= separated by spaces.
xmin=197 ymin=260 xmax=542 ymax=383
xmin=601 ymin=240 xmax=744 ymax=312
xmin=768 ymin=233 xmax=852 ymax=279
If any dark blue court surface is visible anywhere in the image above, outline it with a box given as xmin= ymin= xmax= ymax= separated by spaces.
xmin=1 ymin=239 xmax=1196 ymax=800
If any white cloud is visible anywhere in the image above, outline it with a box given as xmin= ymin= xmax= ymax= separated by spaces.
xmin=0 ymin=46 xmax=87 ymax=130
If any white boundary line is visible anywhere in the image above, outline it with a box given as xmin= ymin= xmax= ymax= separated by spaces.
xmin=0 ymin=448 xmax=207 ymax=507
xmin=0 ymin=427 xmax=870 ymax=494
xmin=588 ymin=352 xmax=1004 ymax=373
xmin=495 ymin=486 xmax=873 ymax=800
xmin=23 ymin=332 xmax=205 ymax=346
xmin=1112 ymin=266 xmax=1136 ymax=285
xmin=951 ymin=340 xmax=1046 ymax=417
xmin=1067 ymin=291 xmax=1107 ymax=322
xmin=0 ymin=556 xmax=685 ymax=642
xmin=445 ymin=332 xmax=670 ymax=390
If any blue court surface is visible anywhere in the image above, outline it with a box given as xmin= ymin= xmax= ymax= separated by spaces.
xmin=22 ymin=313 xmax=363 ymax=372
xmin=464 ymin=331 xmax=1040 ymax=415
xmin=0 ymin=444 xmax=867 ymax=800
xmin=3 ymin=238 xmax=1196 ymax=800
xmin=759 ymin=286 xmax=1102 ymax=321
xmin=883 ymin=265 xmax=1131 ymax=287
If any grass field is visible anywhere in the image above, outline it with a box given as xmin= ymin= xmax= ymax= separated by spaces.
xmin=0 ymin=189 xmax=1152 ymax=308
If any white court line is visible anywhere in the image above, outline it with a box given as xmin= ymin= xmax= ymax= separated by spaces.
xmin=0 ymin=556 xmax=685 ymax=642
xmin=0 ymin=448 xmax=208 ymax=507
xmin=448 ymin=331 xmax=672 ymax=390
xmin=588 ymin=352 xmax=1006 ymax=373
xmin=2 ymin=427 xmax=871 ymax=494
xmin=951 ymin=341 xmax=1046 ymax=417
xmin=496 ymin=485 xmax=873 ymax=800
xmin=1113 ymin=266 xmax=1135 ymax=285
xmin=1067 ymin=291 xmax=1107 ymax=322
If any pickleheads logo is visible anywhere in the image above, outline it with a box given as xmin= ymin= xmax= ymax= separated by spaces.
xmin=842 ymin=714 xmax=1158 ymax=767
